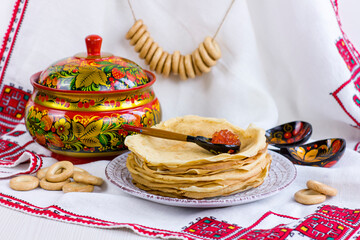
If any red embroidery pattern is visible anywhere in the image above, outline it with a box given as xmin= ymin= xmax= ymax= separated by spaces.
xmin=296 ymin=216 xmax=348 ymax=239
xmin=182 ymin=206 xmax=360 ymax=240
xmin=183 ymin=217 xmax=242 ymax=239
xmin=8 ymin=130 xmax=26 ymax=137
xmin=0 ymin=122 xmax=14 ymax=135
xmin=355 ymin=142 xmax=360 ymax=152
xmin=331 ymin=0 xmax=360 ymax=64
xmin=0 ymin=139 xmax=33 ymax=165
xmin=0 ymin=0 xmax=28 ymax=83
xmin=240 ymin=227 xmax=292 ymax=240
xmin=336 ymin=39 xmax=358 ymax=71
xmin=0 ymin=85 xmax=31 ymax=136
xmin=0 ymin=85 xmax=31 ymax=120
xmin=319 ymin=205 xmax=360 ymax=226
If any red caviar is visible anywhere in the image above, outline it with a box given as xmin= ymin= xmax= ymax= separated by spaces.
xmin=211 ymin=129 xmax=240 ymax=145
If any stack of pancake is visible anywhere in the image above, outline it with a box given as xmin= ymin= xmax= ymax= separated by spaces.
xmin=124 ymin=115 xmax=271 ymax=199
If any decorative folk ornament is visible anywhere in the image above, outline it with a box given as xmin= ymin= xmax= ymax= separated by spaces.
xmin=126 ymin=0 xmax=235 ymax=80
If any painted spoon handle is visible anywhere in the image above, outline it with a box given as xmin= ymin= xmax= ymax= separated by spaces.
xmin=122 ymin=125 xmax=188 ymax=142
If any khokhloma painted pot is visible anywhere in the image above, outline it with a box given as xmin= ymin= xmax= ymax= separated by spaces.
xmin=25 ymin=35 xmax=161 ymax=159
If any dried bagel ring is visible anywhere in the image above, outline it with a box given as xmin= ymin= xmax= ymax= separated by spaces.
xmin=171 ymin=51 xmax=181 ymax=75
xmin=149 ymin=47 xmax=163 ymax=71
xmin=307 ymin=180 xmax=337 ymax=196
xmin=191 ymin=51 xmax=202 ymax=76
xmin=193 ymin=48 xmax=211 ymax=73
xmin=126 ymin=19 xmax=144 ymax=39
xmin=199 ymin=42 xmax=217 ymax=67
xmin=162 ymin=54 xmax=172 ymax=77
xmin=40 ymin=178 xmax=71 ymax=191
xmin=145 ymin=42 xmax=159 ymax=65
xmin=294 ymin=189 xmax=326 ymax=205
xmin=184 ymin=54 xmax=195 ymax=79
xmin=45 ymin=161 xmax=74 ymax=183
xmin=36 ymin=167 xmax=49 ymax=180
xmin=73 ymin=166 xmax=89 ymax=175
xmin=10 ymin=175 xmax=39 ymax=191
xmin=73 ymin=172 xmax=103 ymax=186
xmin=129 ymin=24 xmax=147 ymax=46
xmin=63 ymin=182 xmax=94 ymax=193
xmin=134 ymin=31 xmax=150 ymax=52
xmin=178 ymin=55 xmax=187 ymax=80
xmin=139 ymin=37 xmax=153 ymax=59
xmin=156 ymin=51 xmax=168 ymax=74
xmin=203 ymin=36 xmax=221 ymax=60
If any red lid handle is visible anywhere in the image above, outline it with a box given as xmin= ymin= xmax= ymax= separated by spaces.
xmin=85 ymin=35 xmax=102 ymax=56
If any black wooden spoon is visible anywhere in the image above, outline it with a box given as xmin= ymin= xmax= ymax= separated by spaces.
xmin=272 ymin=138 xmax=346 ymax=167
xmin=266 ymin=121 xmax=312 ymax=148
xmin=122 ymin=124 xmax=240 ymax=154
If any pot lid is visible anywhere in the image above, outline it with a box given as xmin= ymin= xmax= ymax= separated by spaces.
xmin=38 ymin=35 xmax=150 ymax=91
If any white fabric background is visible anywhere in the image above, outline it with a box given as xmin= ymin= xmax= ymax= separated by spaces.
xmin=0 ymin=0 xmax=360 ymax=239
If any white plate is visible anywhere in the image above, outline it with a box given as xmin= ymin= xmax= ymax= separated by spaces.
xmin=105 ymin=151 xmax=297 ymax=208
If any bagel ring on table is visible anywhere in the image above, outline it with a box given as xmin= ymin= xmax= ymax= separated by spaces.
xmin=62 ymin=182 xmax=94 ymax=193
xmin=307 ymin=180 xmax=337 ymax=196
xmin=126 ymin=19 xmax=222 ymax=80
xmin=45 ymin=161 xmax=74 ymax=182
xmin=294 ymin=189 xmax=326 ymax=205
xmin=40 ymin=178 xmax=71 ymax=191
xmin=10 ymin=175 xmax=39 ymax=191
xmin=73 ymin=172 xmax=103 ymax=186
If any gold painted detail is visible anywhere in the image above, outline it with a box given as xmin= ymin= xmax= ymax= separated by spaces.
xmin=288 ymin=139 xmax=342 ymax=163
xmin=33 ymin=88 xmax=155 ymax=111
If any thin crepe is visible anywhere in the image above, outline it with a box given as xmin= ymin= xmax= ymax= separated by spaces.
xmin=125 ymin=115 xmax=267 ymax=167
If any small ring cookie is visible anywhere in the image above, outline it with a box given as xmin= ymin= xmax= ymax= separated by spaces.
xmin=10 ymin=175 xmax=39 ymax=191
xmin=162 ymin=54 xmax=172 ymax=77
xmin=139 ymin=37 xmax=153 ymax=59
xmin=36 ymin=167 xmax=49 ymax=180
xmin=125 ymin=19 xmax=143 ymax=39
xmin=46 ymin=161 xmax=74 ymax=183
xmin=73 ymin=172 xmax=103 ymax=186
xmin=129 ymin=25 xmax=147 ymax=46
xmin=73 ymin=166 xmax=89 ymax=175
xmin=155 ymin=51 xmax=168 ymax=74
xmin=294 ymin=189 xmax=326 ymax=205
xmin=178 ymin=55 xmax=187 ymax=80
xmin=134 ymin=31 xmax=150 ymax=52
xmin=191 ymin=51 xmax=202 ymax=76
xmin=193 ymin=48 xmax=211 ymax=73
xmin=184 ymin=54 xmax=195 ymax=79
xmin=171 ymin=51 xmax=181 ymax=75
xmin=199 ymin=42 xmax=217 ymax=67
xmin=63 ymin=182 xmax=94 ymax=193
xmin=204 ymin=36 xmax=221 ymax=60
xmin=307 ymin=180 xmax=337 ymax=196
xmin=40 ymin=178 xmax=71 ymax=191
xmin=145 ymin=42 xmax=159 ymax=65
xmin=149 ymin=47 xmax=163 ymax=71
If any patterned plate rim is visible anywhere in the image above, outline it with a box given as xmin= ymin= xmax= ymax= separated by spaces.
xmin=105 ymin=150 xmax=297 ymax=208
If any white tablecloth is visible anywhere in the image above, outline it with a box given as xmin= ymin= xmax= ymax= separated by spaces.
xmin=0 ymin=0 xmax=360 ymax=239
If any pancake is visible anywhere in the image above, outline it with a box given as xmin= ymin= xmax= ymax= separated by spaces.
xmin=124 ymin=115 xmax=271 ymax=199
xmin=125 ymin=115 xmax=267 ymax=167
xmin=131 ymin=154 xmax=271 ymax=199
xmin=127 ymin=151 xmax=269 ymax=183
